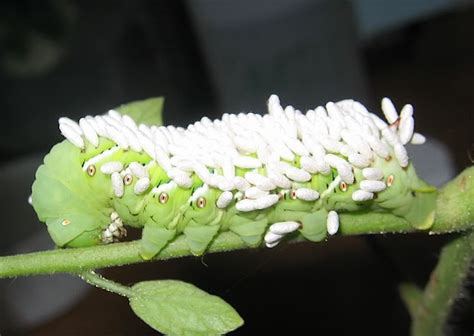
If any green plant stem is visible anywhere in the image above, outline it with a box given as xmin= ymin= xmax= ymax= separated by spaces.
xmin=0 ymin=166 xmax=473 ymax=279
xmin=400 ymin=229 xmax=474 ymax=336
xmin=80 ymin=270 xmax=134 ymax=298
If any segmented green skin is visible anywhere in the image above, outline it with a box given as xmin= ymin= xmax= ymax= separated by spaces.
xmin=32 ymin=131 xmax=437 ymax=259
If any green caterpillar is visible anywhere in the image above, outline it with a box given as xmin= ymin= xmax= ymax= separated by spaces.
xmin=31 ymin=95 xmax=437 ymax=259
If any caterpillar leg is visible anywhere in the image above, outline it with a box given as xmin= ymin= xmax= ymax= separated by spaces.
xmin=228 ymin=217 xmax=268 ymax=247
xmin=299 ymin=209 xmax=329 ymax=242
xmin=183 ymin=221 xmax=220 ymax=256
xmin=140 ymin=224 xmax=176 ymax=260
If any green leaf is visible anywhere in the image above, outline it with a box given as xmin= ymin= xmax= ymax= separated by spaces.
xmin=129 ymin=280 xmax=244 ymax=335
xmin=115 ymin=97 xmax=164 ymax=126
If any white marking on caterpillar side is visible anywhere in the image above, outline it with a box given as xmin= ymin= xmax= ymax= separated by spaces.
xmin=362 ymin=167 xmax=383 ymax=180
xmin=100 ymin=161 xmax=123 ymax=174
xmin=216 ymin=191 xmax=233 ymax=209
xmin=394 ymin=143 xmax=409 ymax=167
xmin=320 ymin=175 xmax=342 ymax=199
xmin=28 ymin=195 xmax=33 ymax=205
xmin=327 ymin=210 xmax=339 ymax=235
xmin=190 ymin=184 xmax=209 ymax=203
xmin=79 ymin=118 xmax=99 ymax=147
xmin=82 ymin=146 xmax=120 ymax=171
xmin=111 ymin=172 xmax=124 ymax=197
xmin=295 ymin=188 xmax=319 ymax=201
xmin=234 ymin=156 xmax=262 ymax=169
xmin=255 ymin=194 xmax=279 ymax=210
xmin=381 ymin=97 xmax=398 ymax=124
xmin=269 ymin=221 xmax=301 ymax=235
xmin=245 ymin=187 xmax=268 ymax=199
xmin=59 ymin=123 xmax=85 ymax=148
xmin=152 ymin=180 xmax=177 ymax=195
xmin=352 ymin=189 xmax=374 ymax=201
xmin=134 ymin=177 xmax=150 ymax=194
xmin=360 ymin=180 xmax=386 ymax=193
xmin=129 ymin=162 xmax=148 ymax=178
xmin=411 ymin=133 xmax=426 ymax=145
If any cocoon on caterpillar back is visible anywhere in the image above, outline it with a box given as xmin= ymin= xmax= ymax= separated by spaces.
xmin=31 ymin=95 xmax=436 ymax=259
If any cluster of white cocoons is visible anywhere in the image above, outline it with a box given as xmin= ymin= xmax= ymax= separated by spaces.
xmin=59 ymin=95 xmax=425 ymax=247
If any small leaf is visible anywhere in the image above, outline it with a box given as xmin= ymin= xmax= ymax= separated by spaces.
xmin=129 ymin=280 xmax=244 ymax=335
xmin=115 ymin=97 xmax=164 ymax=126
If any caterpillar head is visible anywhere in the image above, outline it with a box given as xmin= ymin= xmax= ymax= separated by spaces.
xmin=31 ymin=140 xmax=113 ymax=247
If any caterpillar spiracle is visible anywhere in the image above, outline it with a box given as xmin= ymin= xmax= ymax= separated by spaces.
xmin=31 ymin=95 xmax=437 ymax=259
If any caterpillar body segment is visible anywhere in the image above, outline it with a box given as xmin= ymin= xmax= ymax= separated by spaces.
xmin=31 ymin=95 xmax=437 ymax=258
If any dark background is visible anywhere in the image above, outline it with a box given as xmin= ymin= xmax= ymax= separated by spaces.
xmin=0 ymin=0 xmax=473 ymax=335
